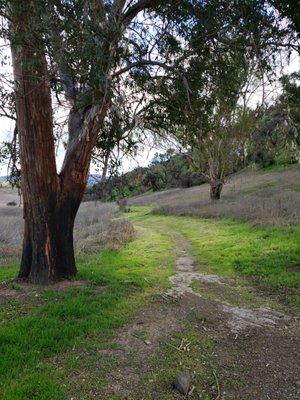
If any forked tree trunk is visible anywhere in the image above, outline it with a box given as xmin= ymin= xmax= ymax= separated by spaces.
xmin=10 ymin=0 xmax=105 ymax=284
xmin=210 ymin=179 xmax=223 ymax=200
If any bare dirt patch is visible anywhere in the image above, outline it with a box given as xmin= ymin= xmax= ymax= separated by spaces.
xmin=215 ymin=320 xmax=300 ymax=400
xmin=102 ymin=300 xmax=187 ymax=399
xmin=222 ymin=303 xmax=290 ymax=333
xmin=165 ymin=252 xmax=225 ymax=299
xmin=165 ymin=246 xmax=290 ymax=334
xmin=179 ymin=292 xmax=299 ymax=400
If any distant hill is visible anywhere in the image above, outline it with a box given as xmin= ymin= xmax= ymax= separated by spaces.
xmin=85 ymin=151 xmax=207 ymax=201
xmin=87 ymin=175 xmax=101 ymax=186
xmin=0 ymin=176 xmax=9 ymax=187
xmin=128 ymin=164 xmax=300 ymax=227
xmin=0 ymin=175 xmax=100 ymax=186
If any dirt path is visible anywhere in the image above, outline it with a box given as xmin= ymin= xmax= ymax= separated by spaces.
xmin=101 ymin=233 xmax=299 ymax=399
xmin=166 ymin=248 xmax=290 ymax=334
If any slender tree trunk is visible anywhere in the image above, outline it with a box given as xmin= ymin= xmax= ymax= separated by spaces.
xmin=210 ymin=179 xmax=223 ymax=200
xmin=101 ymin=151 xmax=110 ymax=182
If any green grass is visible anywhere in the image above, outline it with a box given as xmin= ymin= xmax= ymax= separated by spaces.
xmin=261 ymin=162 xmax=300 ymax=173
xmin=130 ymin=208 xmax=300 ymax=306
xmin=127 ymin=324 xmax=216 ymax=399
xmin=0 ymin=225 xmax=175 ymax=400
xmin=1 ymin=205 xmax=299 ymax=399
xmin=289 ymin=183 xmax=300 ymax=192
xmin=0 ymin=263 xmax=19 ymax=281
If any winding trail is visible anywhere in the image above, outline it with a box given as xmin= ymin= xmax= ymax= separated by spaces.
xmin=164 ymin=245 xmax=290 ymax=333
xmin=165 ymin=252 xmax=225 ymax=299
xmin=102 ymin=226 xmax=298 ymax=400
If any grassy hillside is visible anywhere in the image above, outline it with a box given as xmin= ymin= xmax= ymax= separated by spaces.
xmin=131 ymin=208 xmax=300 ymax=306
xmin=129 ymin=165 xmax=300 ymax=305
xmin=129 ymin=164 xmax=300 ymax=226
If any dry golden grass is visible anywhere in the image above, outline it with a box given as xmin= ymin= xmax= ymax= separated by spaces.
xmin=0 ymin=199 xmax=134 ymax=265
xmin=130 ymin=165 xmax=300 ymax=226
xmin=74 ymin=202 xmax=134 ymax=253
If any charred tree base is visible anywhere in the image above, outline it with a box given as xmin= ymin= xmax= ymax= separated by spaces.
xmin=18 ymin=201 xmax=79 ymax=285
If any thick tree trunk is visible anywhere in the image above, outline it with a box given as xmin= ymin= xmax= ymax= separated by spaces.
xmin=210 ymin=179 xmax=223 ymax=200
xmin=10 ymin=1 xmax=109 ymax=284
xmin=10 ymin=1 xmax=79 ymax=283
xmin=18 ymin=196 xmax=79 ymax=283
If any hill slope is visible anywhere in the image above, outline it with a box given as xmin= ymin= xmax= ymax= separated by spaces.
xmin=128 ymin=164 xmax=300 ymax=226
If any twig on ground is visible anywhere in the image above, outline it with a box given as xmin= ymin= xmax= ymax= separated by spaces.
xmin=213 ymin=369 xmax=221 ymax=400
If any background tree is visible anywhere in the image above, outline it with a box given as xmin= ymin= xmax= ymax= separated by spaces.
xmin=141 ymin=1 xmax=298 ymax=199
xmin=191 ymin=108 xmax=256 ymax=199
xmin=249 ymin=71 xmax=300 ymax=167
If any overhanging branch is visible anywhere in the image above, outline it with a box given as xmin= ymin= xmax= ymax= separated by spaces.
xmin=112 ymin=59 xmax=173 ymax=77
xmin=121 ymin=0 xmax=163 ymax=26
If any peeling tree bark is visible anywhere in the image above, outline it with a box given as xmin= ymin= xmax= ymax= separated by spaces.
xmin=10 ymin=0 xmax=108 ymax=284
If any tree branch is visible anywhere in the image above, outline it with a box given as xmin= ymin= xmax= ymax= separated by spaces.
xmin=0 ymin=11 xmax=13 ymax=23
xmin=121 ymin=0 xmax=163 ymax=26
xmin=112 ymin=0 xmax=127 ymax=19
xmin=112 ymin=59 xmax=173 ymax=77
xmin=0 ymin=110 xmax=16 ymax=120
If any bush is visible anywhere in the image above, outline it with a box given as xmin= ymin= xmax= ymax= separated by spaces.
xmin=252 ymin=149 xmax=275 ymax=168
xmin=274 ymin=148 xmax=298 ymax=166
xmin=85 ymin=151 xmax=207 ymax=201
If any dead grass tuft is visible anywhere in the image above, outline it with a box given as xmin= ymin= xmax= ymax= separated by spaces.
xmin=74 ymin=202 xmax=135 ymax=253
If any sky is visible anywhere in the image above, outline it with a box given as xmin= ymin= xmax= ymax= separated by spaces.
xmin=0 ymin=49 xmax=299 ymax=177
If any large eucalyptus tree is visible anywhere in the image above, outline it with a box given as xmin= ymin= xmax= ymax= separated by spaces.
xmin=0 ymin=0 xmax=297 ymax=283
xmin=0 ymin=0 xmax=164 ymax=283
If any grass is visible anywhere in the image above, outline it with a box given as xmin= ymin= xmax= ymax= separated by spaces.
xmin=289 ymin=183 xmax=300 ymax=192
xmin=0 ymin=224 xmax=175 ymax=400
xmin=130 ymin=208 xmax=300 ymax=307
xmin=0 ymin=189 xmax=299 ymax=398
xmin=0 ymin=201 xmax=134 ymax=266
xmin=127 ymin=324 xmax=217 ymax=399
xmin=261 ymin=162 xmax=300 ymax=173
xmin=240 ymin=182 xmax=275 ymax=193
